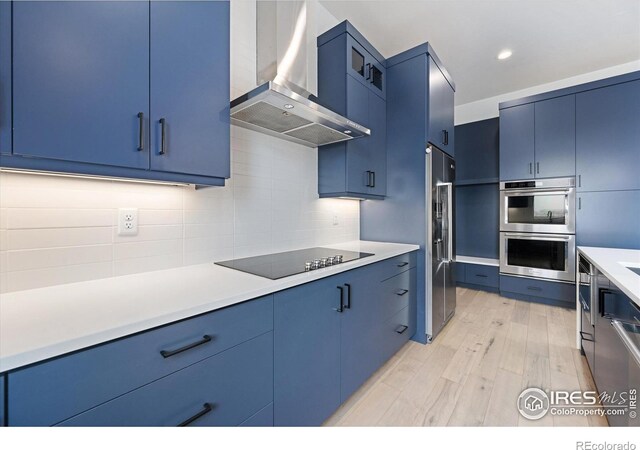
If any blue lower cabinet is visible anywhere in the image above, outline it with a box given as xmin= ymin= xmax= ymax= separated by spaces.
xmin=499 ymin=275 xmax=574 ymax=306
xmin=0 ymin=1 xmax=10 ymax=155
xmin=274 ymin=274 xmax=344 ymax=426
xmin=464 ymin=264 xmax=499 ymax=289
xmin=340 ymin=266 xmax=385 ymax=402
xmin=239 ymin=403 xmax=273 ymax=427
xmin=0 ymin=374 xmax=5 ymax=426
xmin=577 ymin=190 xmax=640 ymax=249
xmin=378 ymin=305 xmax=414 ymax=364
xmin=57 ymin=332 xmax=273 ymax=427
xmin=8 ymin=295 xmax=273 ymax=426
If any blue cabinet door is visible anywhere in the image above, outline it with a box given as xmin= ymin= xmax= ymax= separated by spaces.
xmin=500 ymin=103 xmax=535 ymax=181
xmin=367 ymin=90 xmax=387 ymax=196
xmin=534 ymin=95 xmax=575 ymax=178
xmin=576 ymin=80 xmax=640 ymax=191
xmin=340 ymin=266 xmax=383 ymax=402
xmin=274 ymin=275 xmax=344 ymax=426
xmin=346 ymin=34 xmax=386 ymax=100
xmin=577 ymin=190 xmax=640 ymax=249
xmin=12 ymin=1 xmax=150 ymax=168
xmin=0 ymin=2 xmax=10 ymax=155
xmin=428 ymin=56 xmax=454 ymax=157
xmin=150 ymin=0 xmax=229 ymax=177
xmin=345 ymin=75 xmax=372 ymax=194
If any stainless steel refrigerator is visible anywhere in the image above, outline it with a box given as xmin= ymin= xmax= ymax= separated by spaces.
xmin=425 ymin=144 xmax=456 ymax=339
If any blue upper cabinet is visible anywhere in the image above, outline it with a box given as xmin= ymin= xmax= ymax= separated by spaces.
xmin=3 ymin=1 xmax=230 ymax=186
xmin=150 ymin=0 xmax=229 ymax=178
xmin=499 ymin=103 xmax=535 ymax=181
xmin=576 ymin=79 xmax=640 ymax=192
xmin=455 ymin=118 xmax=499 ymax=184
xmin=0 ymin=2 xmax=10 ymax=155
xmin=534 ymin=95 xmax=575 ymax=178
xmin=428 ymin=56 xmax=455 ymax=157
xmin=577 ymin=190 xmax=640 ymax=249
xmin=12 ymin=1 xmax=150 ymax=169
xmin=317 ymin=21 xmax=387 ymax=199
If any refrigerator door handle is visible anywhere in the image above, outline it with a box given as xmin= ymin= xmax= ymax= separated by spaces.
xmin=441 ymin=182 xmax=453 ymax=262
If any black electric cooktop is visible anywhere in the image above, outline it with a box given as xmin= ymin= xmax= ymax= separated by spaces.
xmin=215 ymin=247 xmax=374 ymax=280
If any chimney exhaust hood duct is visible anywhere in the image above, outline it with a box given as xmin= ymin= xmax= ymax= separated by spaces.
xmin=230 ymin=1 xmax=370 ymax=148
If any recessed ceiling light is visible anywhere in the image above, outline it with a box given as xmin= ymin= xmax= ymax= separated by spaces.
xmin=497 ymin=49 xmax=513 ymax=60
xmin=283 ymin=104 xmax=294 ymax=109
xmin=344 ymin=130 xmax=352 ymax=134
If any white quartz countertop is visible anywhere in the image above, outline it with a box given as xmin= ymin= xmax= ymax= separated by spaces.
xmin=456 ymin=255 xmax=500 ymax=267
xmin=578 ymin=246 xmax=640 ymax=307
xmin=0 ymin=241 xmax=419 ymax=373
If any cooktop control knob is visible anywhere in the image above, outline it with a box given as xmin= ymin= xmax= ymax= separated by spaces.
xmin=327 ymin=256 xmax=335 ymax=265
xmin=312 ymin=259 xmax=321 ymax=269
xmin=320 ymin=258 xmax=328 ymax=267
xmin=335 ymin=255 xmax=343 ymax=263
xmin=305 ymin=261 xmax=312 ymax=271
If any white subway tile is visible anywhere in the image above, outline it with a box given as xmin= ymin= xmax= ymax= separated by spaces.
xmin=114 ymin=239 xmax=182 ymax=260
xmin=112 ymin=225 xmax=183 ymax=243
xmin=6 ymin=262 xmax=113 ymax=292
xmin=7 ymin=209 xmax=114 ymax=229
xmin=7 ymin=245 xmax=112 ymax=271
xmin=6 ymin=227 xmax=113 ymax=250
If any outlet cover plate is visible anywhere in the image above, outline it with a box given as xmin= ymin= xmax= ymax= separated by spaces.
xmin=118 ymin=208 xmax=138 ymax=236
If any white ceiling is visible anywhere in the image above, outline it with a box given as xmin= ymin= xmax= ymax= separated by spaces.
xmin=319 ymin=0 xmax=640 ymax=105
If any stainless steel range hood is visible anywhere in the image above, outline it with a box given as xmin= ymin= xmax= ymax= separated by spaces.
xmin=230 ymin=1 xmax=370 ymax=148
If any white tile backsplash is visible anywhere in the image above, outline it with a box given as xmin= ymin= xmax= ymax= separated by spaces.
xmin=0 ymin=1 xmax=357 ymax=293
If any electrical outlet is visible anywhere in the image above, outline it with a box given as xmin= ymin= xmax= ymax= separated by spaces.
xmin=118 ymin=208 xmax=138 ymax=236
xmin=332 ymin=214 xmax=339 ymax=226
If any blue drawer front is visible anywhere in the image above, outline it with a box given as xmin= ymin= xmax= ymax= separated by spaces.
xmin=239 ymin=402 xmax=273 ymax=427
xmin=380 ymin=268 xmax=414 ymax=320
xmin=57 ymin=332 xmax=273 ymax=427
xmin=377 ymin=252 xmax=417 ymax=281
xmin=378 ymin=305 xmax=413 ymax=365
xmin=8 ymin=296 xmax=273 ymax=426
xmin=465 ymin=264 xmax=499 ymax=288
xmin=499 ymin=275 xmax=574 ymax=303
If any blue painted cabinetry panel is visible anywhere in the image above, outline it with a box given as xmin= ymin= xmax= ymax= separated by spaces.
xmin=455 ymin=118 xmax=499 ymax=183
xmin=534 ymin=95 xmax=575 ymax=178
xmin=0 ymin=374 xmax=5 ymax=427
xmin=8 ymin=295 xmax=273 ymax=426
xmin=58 ymin=332 xmax=273 ymax=427
xmin=500 ymin=275 xmax=574 ymax=306
xmin=577 ymin=190 xmax=640 ymax=249
xmin=274 ymin=273 xmax=344 ymax=426
xmin=576 ymin=80 xmax=640 ymax=192
xmin=428 ymin=56 xmax=455 ymax=157
xmin=0 ymin=2 xmax=10 ymax=155
xmin=456 ymin=183 xmax=499 ymax=259
xmin=239 ymin=403 xmax=273 ymax=427
xmin=458 ymin=263 xmax=499 ymax=290
xmin=500 ymin=103 xmax=535 ymax=181
xmin=150 ymin=0 xmax=229 ymax=177
xmin=12 ymin=1 xmax=150 ymax=168
xmin=317 ymin=22 xmax=387 ymax=199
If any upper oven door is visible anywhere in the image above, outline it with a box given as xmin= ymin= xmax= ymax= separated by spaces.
xmin=500 ymin=232 xmax=576 ymax=282
xmin=500 ymin=187 xmax=575 ymax=234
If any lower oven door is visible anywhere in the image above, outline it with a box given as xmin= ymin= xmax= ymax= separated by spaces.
xmin=500 ymin=232 xmax=576 ymax=282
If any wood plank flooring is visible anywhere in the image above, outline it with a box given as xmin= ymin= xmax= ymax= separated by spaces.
xmin=324 ymin=287 xmax=608 ymax=427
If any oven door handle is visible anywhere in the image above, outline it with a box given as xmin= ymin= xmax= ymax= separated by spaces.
xmin=504 ymin=188 xmax=573 ymax=196
xmin=503 ymin=233 xmax=571 ymax=241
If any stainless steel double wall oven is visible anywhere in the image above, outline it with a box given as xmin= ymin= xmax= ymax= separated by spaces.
xmin=499 ymin=177 xmax=576 ymax=282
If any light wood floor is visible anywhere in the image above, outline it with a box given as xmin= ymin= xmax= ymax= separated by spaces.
xmin=325 ymin=287 xmax=608 ymax=427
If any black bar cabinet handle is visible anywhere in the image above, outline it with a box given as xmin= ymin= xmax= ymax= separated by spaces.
xmin=160 ymin=335 xmax=212 ymax=358
xmin=526 ymin=286 xmax=542 ymax=292
xmin=578 ymin=174 xmax=581 ymax=187
xmin=178 ymin=403 xmax=213 ymax=427
xmin=344 ymin=283 xmax=351 ymax=309
xmin=536 ymin=162 xmax=540 ymax=174
xmin=365 ymin=170 xmax=372 ymax=187
xmin=371 ymin=171 xmax=375 ymax=188
xmin=366 ymin=63 xmax=372 ymax=80
xmin=579 ymin=331 xmax=594 ymax=342
xmin=395 ymin=325 xmax=408 ymax=334
xmin=396 ymin=289 xmax=409 ymax=296
xmin=159 ymin=118 xmax=167 ymax=155
xmin=137 ymin=112 xmax=144 ymax=151
xmin=475 ymin=274 xmax=488 ymax=278
xmin=529 ymin=162 xmax=532 ymax=174
xmin=397 ymin=262 xmax=409 ymax=267
xmin=336 ymin=286 xmax=344 ymax=313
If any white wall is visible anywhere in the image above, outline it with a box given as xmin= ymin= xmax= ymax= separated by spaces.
xmin=455 ymin=59 xmax=640 ymax=125
xmin=0 ymin=1 xmax=356 ymax=294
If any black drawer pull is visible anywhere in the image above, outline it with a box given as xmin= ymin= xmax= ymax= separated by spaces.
xmin=178 ymin=402 xmax=213 ymax=427
xmin=160 ymin=335 xmax=213 ymax=358
xmin=474 ymin=274 xmax=488 ymax=278
xmin=137 ymin=112 xmax=144 ymax=151
xmin=579 ymin=331 xmax=594 ymax=342
xmin=159 ymin=118 xmax=167 ymax=155
xmin=397 ymin=262 xmax=409 ymax=267
xmin=396 ymin=289 xmax=409 ymax=296
xmin=344 ymin=283 xmax=352 ymax=309
xmin=526 ymin=286 xmax=542 ymax=292
xmin=395 ymin=325 xmax=409 ymax=334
